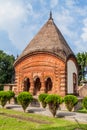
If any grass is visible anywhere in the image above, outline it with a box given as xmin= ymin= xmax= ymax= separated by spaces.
xmin=77 ymin=108 xmax=87 ymax=113
xmin=0 ymin=108 xmax=87 ymax=130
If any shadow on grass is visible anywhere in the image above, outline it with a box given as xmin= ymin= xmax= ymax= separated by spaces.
xmin=27 ymin=108 xmax=45 ymax=113
xmin=6 ymin=104 xmax=21 ymax=109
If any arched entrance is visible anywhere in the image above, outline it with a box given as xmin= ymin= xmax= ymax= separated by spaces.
xmin=73 ymin=73 xmax=77 ymax=94
xmin=67 ymin=60 xmax=77 ymax=94
xmin=45 ymin=77 xmax=52 ymax=93
xmin=33 ymin=77 xmax=41 ymax=95
xmin=23 ymin=78 xmax=30 ymax=91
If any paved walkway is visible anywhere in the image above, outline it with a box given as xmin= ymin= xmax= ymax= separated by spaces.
xmin=1 ymin=104 xmax=87 ymax=124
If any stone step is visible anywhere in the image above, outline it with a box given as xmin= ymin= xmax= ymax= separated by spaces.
xmin=30 ymin=98 xmax=40 ymax=107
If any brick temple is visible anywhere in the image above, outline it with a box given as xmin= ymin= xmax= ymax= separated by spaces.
xmin=14 ymin=12 xmax=78 ymax=96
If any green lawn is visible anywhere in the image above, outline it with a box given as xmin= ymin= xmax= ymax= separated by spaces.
xmin=77 ymin=108 xmax=87 ymax=113
xmin=0 ymin=108 xmax=87 ymax=130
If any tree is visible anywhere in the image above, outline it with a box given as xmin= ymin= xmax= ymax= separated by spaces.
xmin=39 ymin=93 xmax=48 ymax=108
xmin=82 ymin=97 xmax=87 ymax=110
xmin=0 ymin=50 xmax=15 ymax=85
xmin=7 ymin=91 xmax=15 ymax=103
xmin=64 ymin=95 xmax=78 ymax=111
xmin=0 ymin=91 xmax=10 ymax=108
xmin=45 ymin=94 xmax=62 ymax=117
xmin=17 ymin=92 xmax=33 ymax=112
xmin=76 ymin=52 xmax=87 ymax=84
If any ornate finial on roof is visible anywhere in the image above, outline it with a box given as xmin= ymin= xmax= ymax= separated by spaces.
xmin=49 ymin=11 xmax=53 ymax=20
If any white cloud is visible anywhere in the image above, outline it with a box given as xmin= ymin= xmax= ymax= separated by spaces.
xmin=81 ymin=18 xmax=87 ymax=42
xmin=50 ymin=0 xmax=58 ymax=8
xmin=54 ymin=8 xmax=74 ymax=38
xmin=52 ymin=1 xmax=87 ymax=53
xmin=65 ymin=0 xmax=87 ymax=18
xmin=39 ymin=0 xmax=47 ymax=6
xmin=8 ymin=24 xmax=38 ymax=50
xmin=74 ymin=40 xmax=87 ymax=53
xmin=0 ymin=0 xmax=33 ymax=50
xmin=65 ymin=0 xmax=77 ymax=7
xmin=0 ymin=1 xmax=32 ymax=28
xmin=1 ymin=0 xmax=87 ymax=55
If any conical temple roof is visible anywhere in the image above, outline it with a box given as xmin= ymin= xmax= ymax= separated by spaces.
xmin=15 ymin=13 xmax=74 ymax=65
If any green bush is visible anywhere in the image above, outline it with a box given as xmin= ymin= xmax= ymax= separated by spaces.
xmin=0 ymin=91 xmax=9 ymax=108
xmin=7 ymin=91 xmax=15 ymax=103
xmin=14 ymin=96 xmax=18 ymax=104
xmin=45 ymin=94 xmax=62 ymax=117
xmin=82 ymin=97 xmax=87 ymax=109
xmin=0 ymin=85 xmax=4 ymax=91
xmin=64 ymin=95 xmax=78 ymax=111
xmin=39 ymin=93 xmax=48 ymax=108
xmin=17 ymin=92 xmax=33 ymax=112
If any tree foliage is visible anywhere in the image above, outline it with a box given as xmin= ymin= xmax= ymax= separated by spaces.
xmin=7 ymin=91 xmax=15 ymax=103
xmin=45 ymin=94 xmax=63 ymax=117
xmin=17 ymin=92 xmax=33 ymax=112
xmin=64 ymin=95 xmax=78 ymax=111
xmin=39 ymin=93 xmax=48 ymax=108
xmin=82 ymin=97 xmax=87 ymax=110
xmin=0 ymin=50 xmax=15 ymax=84
xmin=0 ymin=91 xmax=15 ymax=107
xmin=76 ymin=52 xmax=87 ymax=84
xmin=0 ymin=91 xmax=9 ymax=108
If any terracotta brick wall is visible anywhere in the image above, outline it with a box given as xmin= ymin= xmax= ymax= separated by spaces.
xmin=14 ymin=53 xmax=66 ymax=96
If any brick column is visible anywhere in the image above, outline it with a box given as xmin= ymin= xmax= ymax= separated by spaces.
xmin=21 ymin=80 xmax=24 ymax=92
xmin=30 ymin=82 xmax=34 ymax=94
xmin=40 ymin=73 xmax=45 ymax=93
xmin=18 ymin=71 xmax=23 ymax=93
xmin=29 ymin=78 xmax=34 ymax=95
xmin=60 ymin=69 xmax=66 ymax=96
xmin=40 ymin=81 xmax=45 ymax=93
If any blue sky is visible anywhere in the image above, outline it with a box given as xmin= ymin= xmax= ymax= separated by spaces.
xmin=0 ymin=0 xmax=87 ymax=57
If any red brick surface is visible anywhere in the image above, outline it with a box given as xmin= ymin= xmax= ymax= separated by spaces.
xmin=15 ymin=53 xmax=66 ymax=96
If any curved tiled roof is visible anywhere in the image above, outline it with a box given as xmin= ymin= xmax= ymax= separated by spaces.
xmin=14 ymin=14 xmax=74 ymax=65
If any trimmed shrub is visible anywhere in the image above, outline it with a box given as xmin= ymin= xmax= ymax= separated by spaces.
xmin=0 ymin=91 xmax=9 ymax=108
xmin=45 ymin=94 xmax=62 ymax=117
xmin=14 ymin=96 xmax=18 ymax=104
xmin=82 ymin=97 xmax=87 ymax=109
xmin=39 ymin=93 xmax=48 ymax=108
xmin=17 ymin=92 xmax=33 ymax=112
xmin=7 ymin=91 xmax=15 ymax=103
xmin=64 ymin=95 xmax=78 ymax=111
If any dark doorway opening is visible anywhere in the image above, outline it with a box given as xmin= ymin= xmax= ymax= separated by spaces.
xmin=73 ymin=73 xmax=77 ymax=94
xmin=45 ymin=77 xmax=52 ymax=93
xmin=33 ymin=77 xmax=41 ymax=95
xmin=24 ymin=78 xmax=30 ymax=91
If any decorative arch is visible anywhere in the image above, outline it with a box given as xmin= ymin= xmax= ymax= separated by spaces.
xmin=33 ymin=77 xmax=41 ymax=95
xmin=67 ymin=59 xmax=78 ymax=94
xmin=45 ymin=77 xmax=52 ymax=93
xmin=23 ymin=77 xmax=30 ymax=91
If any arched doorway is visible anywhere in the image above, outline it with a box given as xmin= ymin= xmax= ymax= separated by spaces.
xmin=23 ymin=78 xmax=30 ymax=91
xmin=33 ymin=77 xmax=41 ymax=95
xmin=45 ymin=77 xmax=52 ymax=93
xmin=73 ymin=73 xmax=77 ymax=94
xmin=67 ymin=60 xmax=77 ymax=94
